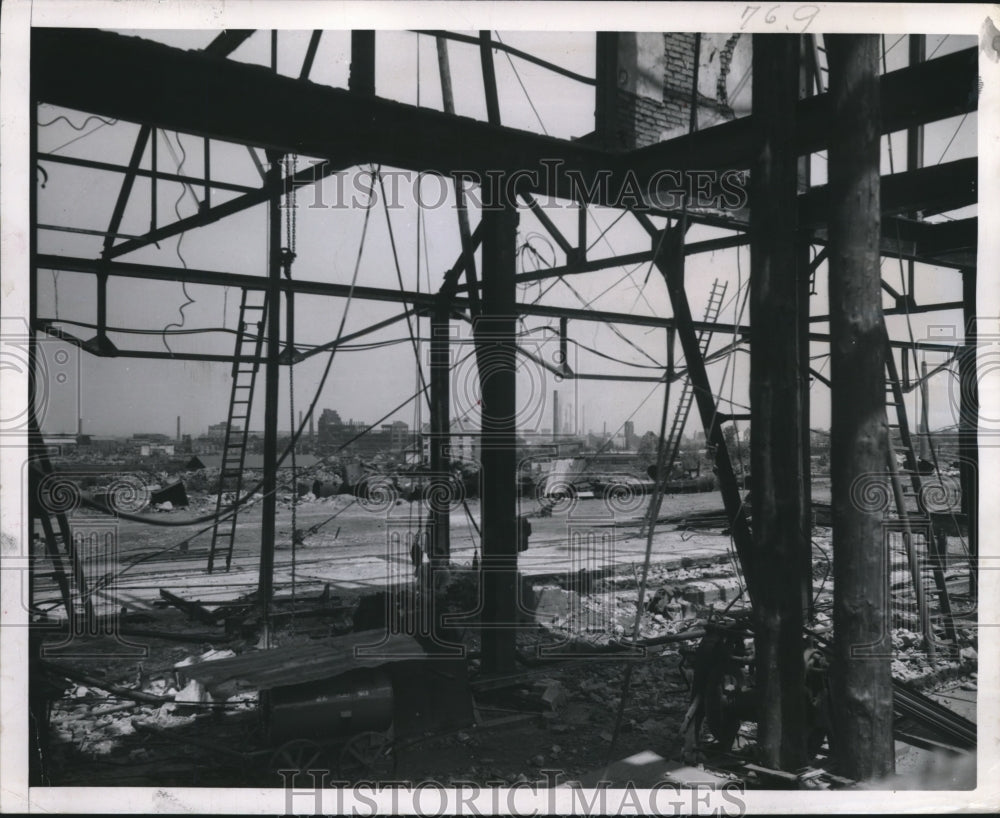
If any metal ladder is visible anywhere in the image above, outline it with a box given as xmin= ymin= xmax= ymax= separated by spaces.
xmin=28 ymin=419 xmax=92 ymax=623
xmin=207 ymin=289 xmax=268 ymax=573
xmin=884 ymin=341 xmax=957 ymax=645
xmin=640 ymin=279 xmax=728 ymax=536
xmin=885 ymin=345 xmax=926 ymax=506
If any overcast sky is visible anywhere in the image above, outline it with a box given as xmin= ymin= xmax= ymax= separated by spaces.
xmin=32 ymin=29 xmax=977 ymax=441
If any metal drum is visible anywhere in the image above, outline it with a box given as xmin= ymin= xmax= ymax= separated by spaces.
xmin=265 ymin=668 xmax=393 ymax=744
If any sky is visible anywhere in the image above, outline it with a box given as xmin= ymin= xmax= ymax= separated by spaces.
xmin=31 ymin=29 xmax=978 ymax=442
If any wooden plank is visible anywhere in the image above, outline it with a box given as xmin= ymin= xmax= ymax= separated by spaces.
xmin=159 ymin=588 xmax=221 ymax=625
xmin=174 ymin=632 xmax=425 ymax=695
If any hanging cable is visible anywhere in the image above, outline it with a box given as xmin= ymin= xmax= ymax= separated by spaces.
xmin=161 ymin=135 xmax=196 ymax=356
xmin=160 ymin=130 xmax=202 ymax=212
xmin=51 ymin=270 xmax=60 ymax=320
xmin=44 ymin=118 xmax=118 ymax=155
xmin=927 ymin=34 xmax=950 ymax=60
xmin=38 ymin=112 xmax=117 ymax=131
xmin=379 ymin=171 xmax=430 ymax=410
xmin=935 ymin=113 xmax=969 ymax=165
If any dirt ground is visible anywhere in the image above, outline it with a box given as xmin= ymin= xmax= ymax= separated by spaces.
xmin=32 ymin=476 xmax=977 ymax=789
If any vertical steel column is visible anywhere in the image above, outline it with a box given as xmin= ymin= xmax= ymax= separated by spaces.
xmin=478 ymin=196 xmax=519 ymax=675
xmin=350 ymin=31 xmax=376 ymax=96
xmin=960 ymin=268 xmax=978 ymax=601
xmin=826 ymin=34 xmax=894 ymax=781
xmin=750 ymin=33 xmax=808 ymax=772
xmin=479 ymin=31 xmax=501 ymax=125
xmin=257 ymin=153 xmax=283 ymax=634
xmin=430 ymin=296 xmax=451 ymax=565
xmin=435 ymin=37 xmax=482 ymax=317
xmin=797 ymin=35 xmax=815 ymax=621
xmin=906 ymin=35 xmax=925 ymax=298
xmin=595 ymin=32 xmax=619 ymax=149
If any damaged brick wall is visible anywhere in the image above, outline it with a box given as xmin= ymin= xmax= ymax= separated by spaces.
xmin=610 ymin=33 xmax=745 ymax=150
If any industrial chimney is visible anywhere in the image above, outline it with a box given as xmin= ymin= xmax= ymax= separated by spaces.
xmin=553 ymin=390 xmax=560 ymax=437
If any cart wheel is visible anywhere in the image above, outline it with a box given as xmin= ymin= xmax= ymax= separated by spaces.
xmin=270 ymin=738 xmax=326 ymax=778
xmin=338 ymin=731 xmax=395 ymax=780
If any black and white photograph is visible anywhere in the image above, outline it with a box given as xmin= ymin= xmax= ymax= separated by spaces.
xmin=1 ymin=1 xmax=998 ymax=813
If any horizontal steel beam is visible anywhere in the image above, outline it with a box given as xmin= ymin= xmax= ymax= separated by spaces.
xmin=33 ymin=29 xmax=977 ymax=210
xmin=33 ymin=28 xmax=609 ymax=205
xmin=37 ymin=151 xmax=259 ymax=195
xmin=813 ymin=216 xmax=976 ymax=270
xmin=800 ymin=158 xmax=977 ymax=225
xmin=35 ymin=253 xmax=962 ymax=352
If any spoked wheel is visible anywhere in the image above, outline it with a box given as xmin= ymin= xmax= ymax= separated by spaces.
xmin=269 ymin=738 xmax=327 ymax=781
xmin=338 ymin=730 xmax=395 ymax=780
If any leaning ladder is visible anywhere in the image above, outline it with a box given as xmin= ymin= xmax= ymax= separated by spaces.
xmin=207 ymin=289 xmax=268 ymax=573
xmin=28 ymin=418 xmax=93 ymax=623
xmin=885 ymin=341 xmax=957 ymax=647
xmin=640 ymin=279 xmax=728 ymax=537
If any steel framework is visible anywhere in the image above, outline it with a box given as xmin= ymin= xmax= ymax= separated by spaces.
xmin=27 ymin=27 xmax=979 ymax=777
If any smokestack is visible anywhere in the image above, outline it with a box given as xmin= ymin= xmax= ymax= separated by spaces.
xmin=299 ymin=410 xmax=303 ymax=431
xmin=176 ymin=415 xmax=181 ymax=441
xmin=309 ymin=413 xmax=315 ymax=439
xmin=78 ymin=416 xmax=83 ymax=435
xmin=553 ymin=390 xmax=560 ymax=437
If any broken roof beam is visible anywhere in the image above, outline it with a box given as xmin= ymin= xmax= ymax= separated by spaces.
xmin=33 ymin=29 xmax=977 ymax=208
